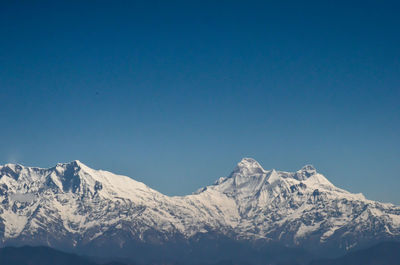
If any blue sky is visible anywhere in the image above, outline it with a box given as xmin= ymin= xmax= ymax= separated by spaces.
xmin=1 ymin=1 xmax=399 ymax=203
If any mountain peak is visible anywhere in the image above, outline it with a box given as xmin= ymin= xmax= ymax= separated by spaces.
xmin=301 ymin=164 xmax=316 ymax=171
xmin=231 ymin=158 xmax=265 ymax=176
xmin=2 ymin=163 xmax=23 ymax=171
xmin=56 ymin=160 xmax=87 ymax=170
xmin=68 ymin=160 xmax=84 ymax=167
xmin=294 ymin=164 xmax=317 ymax=180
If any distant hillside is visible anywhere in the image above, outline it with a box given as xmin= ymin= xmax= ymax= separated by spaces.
xmin=0 ymin=246 xmax=126 ymax=265
xmin=310 ymin=241 xmax=400 ymax=265
xmin=2 ymin=242 xmax=400 ymax=265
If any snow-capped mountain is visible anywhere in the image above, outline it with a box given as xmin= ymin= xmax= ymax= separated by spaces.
xmin=0 ymin=158 xmax=399 ymax=260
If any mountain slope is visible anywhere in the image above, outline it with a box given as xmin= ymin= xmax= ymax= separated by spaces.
xmin=309 ymin=241 xmax=400 ymax=265
xmin=0 ymin=158 xmax=399 ymax=261
xmin=0 ymin=245 xmax=98 ymax=265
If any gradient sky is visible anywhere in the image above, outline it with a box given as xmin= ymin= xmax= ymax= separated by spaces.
xmin=1 ymin=1 xmax=399 ymax=203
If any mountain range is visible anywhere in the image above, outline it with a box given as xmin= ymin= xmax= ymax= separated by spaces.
xmin=0 ymin=158 xmax=399 ymax=264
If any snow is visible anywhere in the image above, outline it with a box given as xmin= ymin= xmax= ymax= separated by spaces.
xmin=0 ymin=158 xmax=399 ymax=251
xmin=2 ymin=211 xmax=28 ymax=238
xmin=230 ymin=158 xmax=266 ymax=177
xmin=9 ymin=193 xmax=37 ymax=203
xmin=295 ymin=221 xmax=322 ymax=239
xmin=389 ymin=214 xmax=400 ymax=227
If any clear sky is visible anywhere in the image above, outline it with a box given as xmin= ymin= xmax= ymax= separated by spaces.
xmin=1 ymin=1 xmax=399 ymax=204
